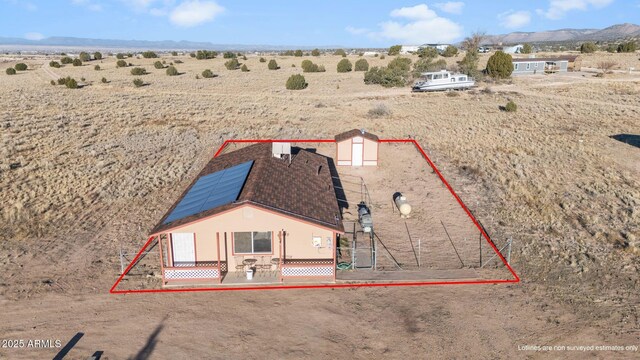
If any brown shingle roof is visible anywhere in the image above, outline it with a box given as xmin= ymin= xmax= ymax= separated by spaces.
xmin=150 ymin=143 xmax=344 ymax=234
xmin=335 ymin=129 xmax=379 ymax=143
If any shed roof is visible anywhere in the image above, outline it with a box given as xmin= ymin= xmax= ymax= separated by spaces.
xmin=151 ymin=143 xmax=344 ymax=234
xmin=335 ymin=129 xmax=379 ymax=143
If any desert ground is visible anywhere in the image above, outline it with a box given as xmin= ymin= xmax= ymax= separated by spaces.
xmin=0 ymin=51 xmax=639 ymax=359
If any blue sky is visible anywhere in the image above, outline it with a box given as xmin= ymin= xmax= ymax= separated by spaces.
xmin=1 ymin=1 xmax=638 ymax=46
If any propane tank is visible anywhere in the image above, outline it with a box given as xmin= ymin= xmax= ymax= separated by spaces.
xmin=393 ymin=192 xmax=412 ymax=218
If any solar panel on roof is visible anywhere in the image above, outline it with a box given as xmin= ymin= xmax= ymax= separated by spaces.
xmin=163 ymin=160 xmax=253 ymax=224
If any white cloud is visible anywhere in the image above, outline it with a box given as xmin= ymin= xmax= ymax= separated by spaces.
xmin=499 ymin=10 xmax=531 ymax=29
xmin=24 ymin=32 xmax=44 ymax=40
xmin=369 ymin=4 xmax=463 ymax=44
xmin=434 ymin=1 xmax=465 ymax=14
xmin=346 ymin=26 xmax=369 ymax=35
xmin=169 ymin=0 xmax=224 ymax=27
xmin=540 ymin=0 xmax=614 ymax=20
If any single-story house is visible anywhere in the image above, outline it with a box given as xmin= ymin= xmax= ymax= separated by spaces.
xmin=400 ymin=45 xmax=420 ymax=54
xmin=421 ymin=44 xmax=451 ymax=53
xmin=512 ymin=56 xmax=579 ymax=75
xmin=150 ymin=142 xmax=344 ymax=286
xmin=335 ymin=129 xmax=379 ymax=167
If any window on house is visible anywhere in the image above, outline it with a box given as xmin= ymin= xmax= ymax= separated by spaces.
xmin=526 ymin=63 xmax=531 ymax=70
xmin=234 ymin=231 xmax=272 ymax=254
xmin=514 ymin=63 xmax=519 ymax=70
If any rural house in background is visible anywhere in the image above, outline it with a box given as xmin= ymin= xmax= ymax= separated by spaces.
xmin=150 ymin=142 xmax=344 ymax=286
xmin=335 ymin=129 xmax=379 ymax=167
xmin=511 ymin=56 xmax=581 ymax=75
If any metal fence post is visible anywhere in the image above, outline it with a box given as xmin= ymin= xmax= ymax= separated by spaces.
xmin=507 ymin=238 xmax=512 ymax=265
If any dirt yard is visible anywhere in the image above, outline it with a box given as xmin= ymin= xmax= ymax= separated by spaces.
xmin=1 ymin=51 xmax=639 ymax=359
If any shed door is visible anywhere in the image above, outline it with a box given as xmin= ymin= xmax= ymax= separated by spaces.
xmin=352 ymin=143 xmax=363 ymax=166
xmin=171 ymin=233 xmax=195 ymax=265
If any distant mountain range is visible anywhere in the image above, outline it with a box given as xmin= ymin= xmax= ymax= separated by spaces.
xmin=485 ymin=23 xmax=640 ymax=44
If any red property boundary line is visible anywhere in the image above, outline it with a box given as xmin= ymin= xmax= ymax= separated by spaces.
xmin=110 ymin=138 xmax=519 ymax=294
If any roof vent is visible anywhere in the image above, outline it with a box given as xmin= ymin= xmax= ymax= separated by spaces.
xmin=360 ymin=128 xmax=366 ymax=135
xmin=272 ymin=142 xmax=292 ymax=163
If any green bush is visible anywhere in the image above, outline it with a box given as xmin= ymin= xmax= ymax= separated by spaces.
xmin=133 ymin=78 xmax=144 ymax=87
xmin=294 ymin=50 xmax=303 ymax=57
xmin=101 ymin=77 xmax=107 ymax=83
xmin=606 ymin=44 xmax=617 ymax=53
xmin=65 ymin=77 xmax=78 ymax=89
xmin=380 ymin=55 xmax=385 ymax=60
xmin=154 ymin=61 xmax=164 ymax=69
xmin=93 ymin=51 xmax=102 ymax=60
xmin=617 ymin=42 xmax=637 ymax=53
xmin=80 ymin=77 xmax=85 ymax=82
xmin=333 ymin=49 xmax=347 ymax=57
xmin=442 ymin=45 xmax=458 ymax=57
xmin=142 ymin=51 xmax=158 ymax=58
xmin=311 ymin=49 xmax=320 ymax=56
xmin=283 ymin=50 xmax=294 ymax=56
xmin=521 ymin=44 xmax=533 ymax=54
xmin=412 ymin=58 xmax=447 ymax=77
xmin=116 ymin=53 xmax=125 ymax=59
xmin=116 ymin=59 xmax=127 ymax=67
xmin=286 ymin=74 xmax=307 ymax=90
xmin=196 ymin=50 xmax=217 ymax=59
xmin=486 ymin=51 xmax=513 ymax=79
xmin=388 ymin=45 xmax=402 ymax=56
xmin=57 ymin=77 xmax=66 ymax=85
xmin=6 ymin=68 xmax=16 ymax=75
xmin=242 ymin=55 xmax=247 ymax=60
xmin=417 ymin=47 xmax=438 ymax=58
xmin=50 ymin=80 xmax=55 ymax=85
xmin=388 ymin=57 xmax=412 ymax=71
xmin=241 ymin=64 xmax=249 ymax=72
xmin=225 ymin=58 xmax=240 ymax=70
xmin=49 ymin=61 xmax=61 ymax=68
xmin=354 ymin=58 xmax=369 ymax=71
xmin=337 ymin=59 xmax=352 ymax=72
xmin=94 ymin=65 xmax=100 ymax=71
xmin=504 ymin=100 xmax=517 ymax=112
xmin=259 ymin=57 xmax=266 ymax=63
xmin=72 ymin=58 xmax=82 ymax=66
xmin=79 ymin=52 xmax=91 ymax=61
xmin=14 ymin=63 xmax=28 ymax=71
xmin=202 ymin=69 xmax=215 ymax=78
xmin=130 ymin=67 xmax=147 ymax=75
xmin=580 ymin=42 xmax=598 ymax=53
xmin=268 ymin=59 xmax=279 ymax=70
xmin=223 ymin=51 xmax=236 ymax=59
xmin=166 ymin=66 xmax=178 ymax=76
xmin=364 ymin=66 xmax=408 ymax=88
xmin=301 ymin=60 xmax=325 ymax=72
xmin=61 ymin=56 xmax=73 ymax=64
xmin=171 ymin=51 xmax=178 ymax=56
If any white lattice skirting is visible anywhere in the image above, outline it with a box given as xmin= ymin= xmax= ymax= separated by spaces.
xmin=164 ymin=268 xmax=220 ymax=279
xmin=282 ymin=266 xmax=334 ymax=277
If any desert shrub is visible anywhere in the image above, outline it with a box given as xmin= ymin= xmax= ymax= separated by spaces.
xmin=57 ymin=77 xmax=66 ymax=85
xmin=61 ymin=56 xmax=73 ymax=64
xmin=196 ymin=50 xmax=217 ymax=59
xmin=617 ymin=42 xmax=637 ymax=53
xmin=291 ymin=64 xmax=296 ymax=67
xmin=166 ymin=66 xmax=178 ymax=76
xmin=486 ymin=51 xmax=513 ymax=79
xmin=268 ymin=59 xmax=279 ymax=70
xmin=259 ymin=57 xmax=266 ymax=62
xmin=367 ymin=103 xmax=392 ymax=118
xmin=174 ymin=59 xmax=183 ymax=64
xmin=283 ymin=50 xmax=294 ymax=56
xmin=223 ymin=51 xmax=236 ymax=59
xmin=388 ymin=45 xmax=401 ymax=56
xmin=301 ymin=60 xmax=325 ymax=72
xmin=337 ymin=58 xmax=352 ymax=72
xmin=380 ymin=55 xmax=385 ymax=59
xmin=225 ymin=58 xmax=240 ymax=70
xmin=446 ymin=90 xmax=460 ymax=97
xmin=417 ymin=47 xmax=438 ymax=59
xmin=49 ymin=61 xmax=61 ymax=68
xmin=442 ymin=45 xmax=458 ymax=57
xmin=116 ymin=59 xmax=127 ymax=67
xmin=606 ymin=44 xmax=617 ymax=53
xmin=6 ymin=68 xmax=16 ymax=75
xmin=101 ymin=77 xmax=107 ymax=83
xmin=80 ymin=77 xmax=85 ymax=81
xmin=154 ymin=61 xmax=164 ymax=69
xmin=388 ymin=57 xmax=412 ymax=71
xmin=72 ymin=58 xmax=82 ymax=66
xmin=50 ymin=80 xmax=55 ymax=85
xmin=504 ymin=100 xmax=517 ymax=112
xmin=142 ymin=51 xmax=158 ymax=58
xmin=116 ymin=53 xmax=125 ymax=59
xmin=363 ymin=66 xmax=408 ymax=87
xmin=294 ymin=50 xmax=303 ymax=57
xmin=580 ymin=42 xmax=598 ymax=53
xmin=241 ymin=64 xmax=249 ymax=72
xmin=333 ymin=49 xmax=347 ymax=57
xmin=65 ymin=77 xmax=78 ymax=89
xmin=286 ymin=74 xmax=307 ymax=90
xmin=202 ymin=69 xmax=215 ymax=78
xmin=92 ymin=51 xmax=102 ymax=60
xmin=412 ymin=58 xmax=447 ymax=77
xmin=14 ymin=63 xmax=28 ymax=71
xmin=79 ymin=52 xmax=91 ymax=61
xmin=94 ymin=65 xmax=100 ymax=71
xmin=598 ymin=61 xmax=617 ymax=75
xmin=311 ymin=49 xmax=320 ymax=56
xmin=171 ymin=51 xmax=178 ymax=56
xmin=521 ymin=43 xmax=533 ymax=54
xmin=130 ymin=67 xmax=147 ymax=75
xmin=126 ymin=52 xmax=133 ymax=57
xmin=242 ymin=55 xmax=247 ymax=60
xmin=189 ymin=52 xmax=196 ymax=58
xmin=133 ymin=78 xmax=144 ymax=87
xmin=354 ymin=58 xmax=369 ymax=71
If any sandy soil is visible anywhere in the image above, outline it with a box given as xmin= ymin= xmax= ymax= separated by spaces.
xmin=1 ymin=52 xmax=639 ymax=359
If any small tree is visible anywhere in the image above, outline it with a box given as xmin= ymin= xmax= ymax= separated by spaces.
xmin=223 ymin=51 xmax=236 ymax=59
xmin=486 ymin=51 xmax=513 ymax=79
xmin=61 ymin=56 xmax=73 ymax=64
xmin=171 ymin=51 xmax=178 ymax=56
xmin=130 ymin=67 xmax=147 ymax=75
xmin=259 ymin=57 xmax=266 ymax=62
xmin=14 ymin=63 xmax=28 ymax=71
xmin=116 ymin=60 xmax=127 ymax=67
xmin=101 ymin=77 xmax=107 ymax=83
xmin=417 ymin=47 xmax=438 ymax=58
xmin=93 ymin=52 xmax=102 ymax=60
xmin=598 ymin=61 xmax=617 ymax=76
xmin=286 ymin=74 xmax=307 ymax=90
xmin=116 ymin=53 xmax=126 ymax=59
xmin=225 ymin=59 xmax=240 ymax=70
xmin=283 ymin=50 xmax=294 ymax=56
xmin=72 ymin=58 xmax=82 ymax=67
xmin=166 ymin=66 xmax=178 ymax=76
xmin=521 ymin=43 xmax=533 ymax=54
xmin=94 ymin=65 xmax=100 ymax=71
xmin=354 ymin=58 xmax=369 ymax=71
xmin=202 ymin=69 xmax=215 ymax=78
xmin=504 ymin=100 xmax=517 ymax=112
xmin=333 ymin=49 xmax=347 ymax=57
xmin=65 ymin=77 xmax=78 ymax=89
xmin=606 ymin=44 xmax=617 ymax=53
xmin=154 ymin=61 xmax=164 ymax=69
xmin=337 ymin=59 xmax=352 ymax=73
xmin=6 ymin=68 xmax=16 ymax=75
xmin=79 ymin=52 xmax=91 ymax=62
xmin=388 ymin=45 xmax=402 ymax=56
xmin=49 ymin=61 xmax=61 ymax=68
xmin=311 ymin=49 xmax=320 ymax=56
xmin=141 ymin=51 xmax=158 ymax=58
xmin=580 ymin=42 xmax=598 ymax=53
xmin=133 ymin=78 xmax=144 ymax=87
xmin=294 ymin=50 xmax=303 ymax=57
xmin=617 ymin=42 xmax=637 ymax=53
xmin=268 ymin=59 xmax=279 ymax=70
xmin=241 ymin=64 xmax=249 ymax=72
xmin=442 ymin=45 xmax=458 ymax=57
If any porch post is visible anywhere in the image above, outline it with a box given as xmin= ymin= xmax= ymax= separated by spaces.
xmin=333 ymin=232 xmax=337 ymax=282
xmin=279 ymin=230 xmax=284 ymax=283
xmin=158 ymin=234 xmax=166 ymax=286
xmin=216 ymin=232 xmax=222 ymax=284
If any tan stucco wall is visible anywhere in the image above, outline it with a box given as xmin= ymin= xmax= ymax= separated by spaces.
xmin=336 ymin=140 xmax=351 ymax=161
xmin=165 ymin=205 xmax=336 ymax=270
xmin=363 ymin=138 xmax=378 ymax=162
